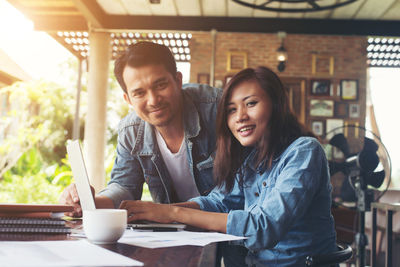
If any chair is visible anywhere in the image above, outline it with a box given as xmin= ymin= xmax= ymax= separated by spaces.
xmin=305 ymin=243 xmax=353 ymax=266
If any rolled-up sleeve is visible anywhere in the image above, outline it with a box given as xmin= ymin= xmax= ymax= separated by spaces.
xmin=226 ymin=140 xmax=326 ymax=251
xmin=99 ymin=182 xmax=134 ymax=208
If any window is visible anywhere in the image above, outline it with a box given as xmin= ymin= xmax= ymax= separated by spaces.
xmin=367 ymin=67 xmax=400 ymax=188
xmin=367 ymin=37 xmax=400 ymax=68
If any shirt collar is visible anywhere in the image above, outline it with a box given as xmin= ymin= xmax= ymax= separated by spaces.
xmin=182 ymin=91 xmax=200 ymax=139
xmin=243 ymin=147 xmax=283 ymax=173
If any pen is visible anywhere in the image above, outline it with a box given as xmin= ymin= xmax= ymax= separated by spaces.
xmin=127 ymin=226 xmax=178 ymax=232
xmin=151 ymin=227 xmax=178 ymax=232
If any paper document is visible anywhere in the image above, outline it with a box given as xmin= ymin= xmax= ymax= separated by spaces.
xmin=119 ymin=229 xmax=246 ymax=249
xmin=0 ymin=240 xmax=143 ymax=266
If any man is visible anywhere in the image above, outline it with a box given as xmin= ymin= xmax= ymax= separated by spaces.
xmin=60 ymin=41 xmax=221 ymax=217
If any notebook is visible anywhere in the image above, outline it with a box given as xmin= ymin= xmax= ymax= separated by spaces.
xmin=0 ymin=203 xmax=73 ymax=214
xmin=0 ymin=217 xmax=71 ymax=234
xmin=66 ymin=140 xmax=185 ymax=230
xmin=0 ymin=224 xmax=71 ymax=234
xmin=0 ymin=205 xmax=73 ymax=234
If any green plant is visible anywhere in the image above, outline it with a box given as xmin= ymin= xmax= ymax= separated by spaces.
xmin=0 ymin=57 xmax=152 ymax=204
xmin=0 ymin=148 xmax=72 ymax=203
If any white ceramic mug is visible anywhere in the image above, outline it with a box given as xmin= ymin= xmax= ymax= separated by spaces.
xmin=83 ymin=209 xmax=127 ymax=244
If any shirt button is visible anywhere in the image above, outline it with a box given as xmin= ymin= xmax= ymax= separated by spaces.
xmin=254 ymin=192 xmax=259 ymax=197
xmin=262 ymin=182 xmax=266 ymax=187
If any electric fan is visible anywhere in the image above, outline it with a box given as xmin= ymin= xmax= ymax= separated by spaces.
xmin=323 ymin=124 xmax=392 ymax=267
xmin=324 ymin=125 xmax=391 ymax=204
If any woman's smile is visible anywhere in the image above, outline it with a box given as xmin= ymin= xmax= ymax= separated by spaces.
xmin=227 ymin=80 xmax=272 ymax=147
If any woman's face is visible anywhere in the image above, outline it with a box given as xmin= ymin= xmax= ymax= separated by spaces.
xmin=227 ymin=80 xmax=272 ymax=147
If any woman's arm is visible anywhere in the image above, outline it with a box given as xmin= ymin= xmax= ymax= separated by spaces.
xmin=119 ymin=200 xmax=228 ymax=233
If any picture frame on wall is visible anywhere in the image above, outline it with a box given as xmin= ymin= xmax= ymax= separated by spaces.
xmin=326 ymin=118 xmax=344 ymax=136
xmin=334 ymin=102 xmax=348 ymax=118
xmin=197 ymin=73 xmax=210 ymax=85
xmin=309 ymin=99 xmax=334 ymax=117
xmin=310 ymin=79 xmax=330 ymax=96
xmin=340 ymin=79 xmax=358 ymax=100
xmin=283 ymin=78 xmax=306 ymax=124
xmin=226 ymin=51 xmax=248 ymax=72
xmin=349 ymin=103 xmax=360 ymax=118
xmin=311 ymin=120 xmax=324 ymax=136
xmin=311 ymin=54 xmax=334 ymax=76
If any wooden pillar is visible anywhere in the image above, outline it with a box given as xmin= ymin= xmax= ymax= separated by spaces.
xmin=84 ymin=31 xmax=111 ymax=193
xmin=72 ymin=58 xmax=83 ymax=140
xmin=210 ymin=29 xmax=217 ymax=87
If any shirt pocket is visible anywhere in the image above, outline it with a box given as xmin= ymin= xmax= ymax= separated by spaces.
xmin=259 ymin=180 xmax=276 ymax=202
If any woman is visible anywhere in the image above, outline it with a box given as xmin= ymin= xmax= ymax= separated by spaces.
xmin=120 ymin=66 xmax=337 ymax=266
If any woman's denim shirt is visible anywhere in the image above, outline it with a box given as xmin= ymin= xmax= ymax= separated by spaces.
xmin=99 ymin=84 xmax=222 ymax=207
xmin=191 ymin=137 xmax=337 ymax=266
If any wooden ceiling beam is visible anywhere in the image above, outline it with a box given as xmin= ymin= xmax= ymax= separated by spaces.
xmin=0 ymin=71 xmax=21 ymax=85
xmin=6 ymin=0 xmax=400 ymax=36
xmin=70 ymin=0 xmax=106 ymax=28
xmin=31 ymin=15 xmax=88 ymax=31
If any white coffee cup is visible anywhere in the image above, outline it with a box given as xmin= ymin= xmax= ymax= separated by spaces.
xmin=83 ymin=209 xmax=127 ymax=244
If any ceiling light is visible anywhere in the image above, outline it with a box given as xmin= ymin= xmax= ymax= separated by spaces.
xmin=276 ymin=31 xmax=287 ymax=72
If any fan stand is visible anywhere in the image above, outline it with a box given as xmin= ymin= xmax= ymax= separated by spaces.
xmin=352 ymin=169 xmax=375 ymax=267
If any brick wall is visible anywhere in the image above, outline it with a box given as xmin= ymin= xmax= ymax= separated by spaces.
xmin=189 ymin=31 xmax=367 ymax=136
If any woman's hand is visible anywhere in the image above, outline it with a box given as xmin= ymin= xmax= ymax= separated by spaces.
xmin=119 ymin=200 xmax=176 ymax=223
xmin=120 ymin=200 xmax=228 ymax=233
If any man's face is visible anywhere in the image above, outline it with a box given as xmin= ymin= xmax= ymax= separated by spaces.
xmin=122 ymin=64 xmax=183 ymax=129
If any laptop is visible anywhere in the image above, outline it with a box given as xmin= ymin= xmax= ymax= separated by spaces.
xmin=66 ymin=140 xmax=96 ymax=211
xmin=66 ymin=140 xmax=185 ymax=230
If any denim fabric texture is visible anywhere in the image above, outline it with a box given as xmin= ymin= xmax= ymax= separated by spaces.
xmin=191 ymin=137 xmax=337 ymax=266
xmin=99 ymin=84 xmax=222 ymax=207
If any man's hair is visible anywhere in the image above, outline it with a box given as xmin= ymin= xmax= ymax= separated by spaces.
xmin=114 ymin=41 xmax=177 ymax=93
xmin=214 ymin=66 xmax=315 ymax=193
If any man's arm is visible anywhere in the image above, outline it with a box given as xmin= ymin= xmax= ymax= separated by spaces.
xmin=59 ymin=184 xmax=114 ymax=217
xmin=95 ymin=195 xmax=115 ymax=209
xmin=172 ymin=201 xmax=200 ymax=209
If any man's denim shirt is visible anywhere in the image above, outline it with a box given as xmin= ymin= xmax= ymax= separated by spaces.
xmin=191 ymin=137 xmax=337 ymax=266
xmin=99 ymin=84 xmax=222 ymax=207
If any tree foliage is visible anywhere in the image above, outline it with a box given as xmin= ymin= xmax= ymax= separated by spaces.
xmin=0 ymin=77 xmax=78 ymax=203
xmin=0 ymin=57 xmax=134 ymax=203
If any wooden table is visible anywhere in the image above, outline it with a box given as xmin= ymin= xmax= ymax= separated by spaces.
xmin=0 ymin=220 xmax=217 ymax=267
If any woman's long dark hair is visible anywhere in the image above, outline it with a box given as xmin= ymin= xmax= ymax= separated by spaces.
xmin=214 ymin=66 xmax=315 ymax=192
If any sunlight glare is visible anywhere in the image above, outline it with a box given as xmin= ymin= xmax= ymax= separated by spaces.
xmin=369 ymin=67 xmax=400 ymax=186
xmin=0 ymin=1 xmax=72 ymax=82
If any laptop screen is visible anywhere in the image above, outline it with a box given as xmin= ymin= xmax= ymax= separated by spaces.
xmin=66 ymin=140 xmax=96 ymax=211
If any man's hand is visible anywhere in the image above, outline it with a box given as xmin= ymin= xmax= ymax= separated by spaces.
xmin=59 ymin=183 xmax=94 ymax=217
xmin=119 ymin=200 xmax=175 ymax=223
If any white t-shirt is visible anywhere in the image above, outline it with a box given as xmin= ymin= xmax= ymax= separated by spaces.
xmin=155 ymin=130 xmax=200 ymax=201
